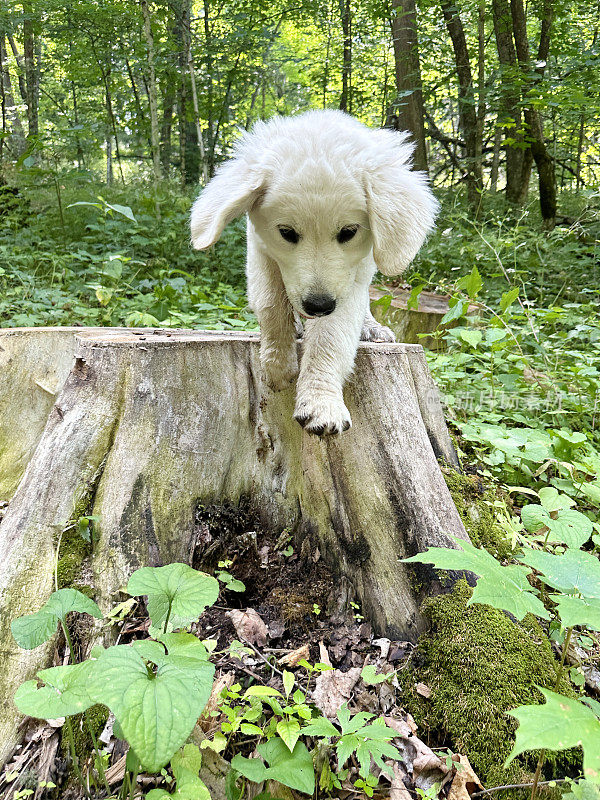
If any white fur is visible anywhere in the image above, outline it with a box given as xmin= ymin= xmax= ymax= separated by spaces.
xmin=190 ymin=110 xmax=439 ymax=436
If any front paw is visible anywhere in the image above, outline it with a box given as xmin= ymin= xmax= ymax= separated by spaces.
xmin=294 ymin=393 xmax=351 ymax=436
xmin=262 ymin=351 xmax=299 ymax=392
xmin=360 ymin=319 xmax=395 ymax=343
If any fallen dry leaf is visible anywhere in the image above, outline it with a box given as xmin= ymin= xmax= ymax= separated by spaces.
xmin=278 ymin=643 xmax=309 ymax=667
xmin=416 ymin=682 xmax=432 ymax=699
xmin=319 ymin=641 xmax=332 ymax=666
xmin=390 ymin=763 xmax=413 ymax=800
xmin=447 ymin=755 xmax=483 ymax=800
xmin=226 ymin=609 xmax=268 ymax=647
xmin=198 ymin=671 xmax=236 ymax=732
xmin=384 ymin=715 xmax=416 ymax=739
xmin=312 ymin=667 xmax=361 ymax=718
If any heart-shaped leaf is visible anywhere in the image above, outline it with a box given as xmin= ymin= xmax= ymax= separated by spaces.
xmin=14 ymin=661 xmax=95 ymax=719
xmin=89 ymin=643 xmax=214 ymax=771
xmin=12 ymin=589 xmax=103 ymax=649
xmin=127 ymin=564 xmax=219 ymax=630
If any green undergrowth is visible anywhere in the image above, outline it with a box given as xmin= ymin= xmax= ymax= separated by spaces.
xmin=442 ymin=467 xmax=514 ymax=560
xmin=401 ymin=581 xmax=579 ymax=789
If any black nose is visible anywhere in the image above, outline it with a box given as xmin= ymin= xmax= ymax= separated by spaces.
xmin=302 ymin=294 xmax=336 ymax=317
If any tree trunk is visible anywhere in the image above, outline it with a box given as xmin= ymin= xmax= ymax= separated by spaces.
xmin=390 ymin=0 xmax=428 ymax=173
xmin=0 ymin=328 xmax=469 ymax=767
xmin=491 ymin=0 xmax=526 ymax=203
xmin=22 ymin=1 xmax=39 ymax=142
xmin=511 ymin=0 xmax=556 ymax=228
xmin=338 ymin=0 xmax=352 ymax=113
xmin=440 ymin=0 xmax=482 ymax=211
xmin=140 ymin=0 xmax=162 ymax=213
xmin=0 ymin=36 xmax=27 ymax=157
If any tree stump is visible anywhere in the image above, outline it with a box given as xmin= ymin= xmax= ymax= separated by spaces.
xmin=0 ymin=328 xmax=468 ymax=767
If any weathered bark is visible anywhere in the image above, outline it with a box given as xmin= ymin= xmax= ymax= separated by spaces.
xmin=0 ymin=328 xmax=469 ymax=768
xmin=440 ymin=0 xmax=482 ymax=211
xmin=390 ymin=0 xmax=428 ymax=173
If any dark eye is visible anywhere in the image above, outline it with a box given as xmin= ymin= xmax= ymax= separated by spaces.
xmin=278 ymin=226 xmax=300 ymax=244
xmin=337 ymin=225 xmax=358 ymax=244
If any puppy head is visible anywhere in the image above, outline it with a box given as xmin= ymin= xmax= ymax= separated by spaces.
xmin=249 ymin=160 xmax=374 ymax=318
xmin=190 ymin=112 xmax=438 ymax=316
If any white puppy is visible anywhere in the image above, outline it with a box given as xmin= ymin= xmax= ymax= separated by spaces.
xmin=190 ymin=110 xmax=438 ymax=436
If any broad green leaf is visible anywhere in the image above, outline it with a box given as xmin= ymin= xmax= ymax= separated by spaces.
xmin=147 ymin=744 xmax=210 ymax=800
xmin=355 ymin=738 xmax=399 ymax=778
xmin=404 ymin=538 xmax=550 ymax=620
xmin=244 ymin=686 xmax=282 ymax=698
xmin=551 ymin=595 xmax=600 ymax=631
xmin=500 ymin=287 xmax=519 ymax=313
xmin=88 ymin=644 xmax=214 ymax=771
xmin=458 ymin=329 xmax=483 ymax=348
xmin=441 ymin=298 xmax=466 ymax=325
xmin=539 ymin=487 xmax=574 ymax=512
xmin=277 ymin=720 xmax=301 ymax=752
xmin=106 ymin=203 xmax=137 ymax=222
xmin=158 ymin=632 xmax=210 ymax=662
xmin=14 ymin=661 xmax=95 ymax=719
xmin=127 ymin=564 xmax=219 ymax=630
xmin=407 ymin=284 xmax=424 ymax=311
xmin=232 ymin=739 xmax=315 ymax=795
xmin=12 ymin=589 xmax=103 ymax=649
xmin=547 ymin=509 xmax=593 ymax=549
xmin=522 ymin=505 xmax=593 ymax=548
xmin=456 ymin=266 xmax=482 ymax=299
xmin=519 ymin=548 xmax=600 ymax=598
xmin=283 ymin=670 xmax=295 ymax=697
xmin=301 ymin=716 xmax=340 ymax=739
xmin=506 ymin=689 xmax=600 ymax=782
xmin=521 ymin=504 xmax=551 ymax=533
xmin=336 ymin=734 xmax=359 ymax=771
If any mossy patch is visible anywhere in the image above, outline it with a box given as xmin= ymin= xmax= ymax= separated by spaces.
xmin=443 ymin=467 xmax=513 ymax=560
xmin=61 ymin=704 xmax=109 ymax=779
xmin=400 ymin=581 xmax=579 ymax=788
xmin=55 ymin=495 xmax=95 ymax=589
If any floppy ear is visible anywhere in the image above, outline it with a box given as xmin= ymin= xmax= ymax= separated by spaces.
xmin=364 ymin=156 xmax=439 ymax=276
xmin=190 ymin=159 xmax=265 ymax=250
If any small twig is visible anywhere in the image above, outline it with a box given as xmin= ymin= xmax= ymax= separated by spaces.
xmin=472 ymin=778 xmax=569 ymax=797
xmin=243 ymin=640 xmax=284 ymax=677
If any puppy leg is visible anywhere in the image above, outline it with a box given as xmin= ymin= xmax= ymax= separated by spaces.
xmin=294 ymin=282 xmax=369 ymax=436
xmin=361 ymin=309 xmax=395 ymax=343
xmin=247 ymin=238 xmax=298 ymax=391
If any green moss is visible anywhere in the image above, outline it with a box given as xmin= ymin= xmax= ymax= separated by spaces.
xmin=401 ymin=582 xmax=579 ymax=787
xmin=443 ymin=467 xmax=513 ymax=560
xmin=62 ymin=704 xmax=109 ymax=777
xmin=55 ymin=495 xmax=94 ymax=589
